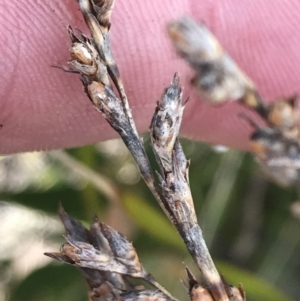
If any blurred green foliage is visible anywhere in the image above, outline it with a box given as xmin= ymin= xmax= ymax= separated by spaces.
xmin=0 ymin=137 xmax=299 ymax=301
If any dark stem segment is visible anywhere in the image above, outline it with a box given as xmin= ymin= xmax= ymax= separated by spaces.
xmin=150 ymin=76 xmax=232 ymax=301
xmin=85 ymin=80 xmax=174 ymax=222
xmin=162 ymin=144 xmax=229 ymax=301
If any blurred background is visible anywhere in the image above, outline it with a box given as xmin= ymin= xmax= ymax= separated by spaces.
xmin=0 ymin=137 xmax=300 ymax=301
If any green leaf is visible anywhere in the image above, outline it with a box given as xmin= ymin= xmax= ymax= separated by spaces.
xmin=1 ymin=189 xmax=87 ymax=219
xmin=123 ymin=192 xmax=185 ymax=251
xmin=217 ymin=261 xmax=294 ymax=301
xmin=10 ymin=264 xmax=87 ymax=301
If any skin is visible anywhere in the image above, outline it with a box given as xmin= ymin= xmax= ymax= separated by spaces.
xmin=1 ymin=0 xmax=300 ymax=154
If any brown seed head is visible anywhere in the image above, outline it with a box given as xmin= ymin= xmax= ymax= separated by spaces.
xmin=70 ymin=42 xmax=94 ymax=65
xmin=190 ymin=284 xmax=214 ymax=301
xmin=267 ymin=96 xmax=300 ymax=138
